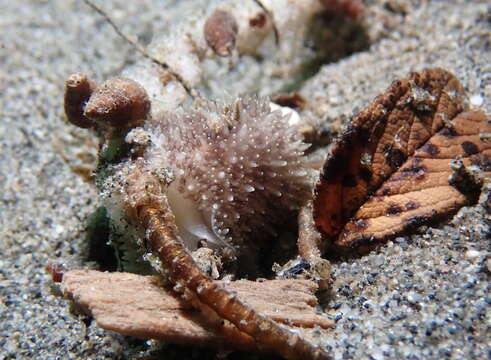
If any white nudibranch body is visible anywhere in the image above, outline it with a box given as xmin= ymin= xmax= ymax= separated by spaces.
xmin=166 ymin=181 xmax=226 ymax=249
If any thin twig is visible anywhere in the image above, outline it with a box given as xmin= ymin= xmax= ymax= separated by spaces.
xmin=82 ymin=0 xmax=194 ymax=97
xmin=252 ymin=0 xmax=279 ymax=45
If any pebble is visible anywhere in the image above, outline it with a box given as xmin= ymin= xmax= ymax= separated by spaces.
xmin=469 ymin=94 xmax=484 ymax=107
xmin=464 ymin=249 xmax=480 ymax=260
xmin=485 ymin=258 xmax=491 ymax=273
xmin=407 ymin=292 xmax=422 ymax=304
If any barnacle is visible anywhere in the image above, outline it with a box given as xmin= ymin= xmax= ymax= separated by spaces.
xmin=64 ymin=73 xmax=97 ymax=129
xmin=84 ymin=77 xmax=151 ymax=129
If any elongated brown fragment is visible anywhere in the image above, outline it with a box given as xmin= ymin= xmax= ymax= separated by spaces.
xmin=62 ymin=270 xmax=333 ymax=352
xmin=120 ymin=163 xmax=331 ymax=359
xmin=64 ymin=73 xmax=97 ymax=128
xmin=313 ymin=68 xmax=490 ymax=252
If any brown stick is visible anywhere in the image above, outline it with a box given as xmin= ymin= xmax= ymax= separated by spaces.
xmin=298 ymin=201 xmax=323 ymax=260
xmin=133 ymin=200 xmax=330 ymax=360
xmin=252 ymin=0 xmax=279 ymax=45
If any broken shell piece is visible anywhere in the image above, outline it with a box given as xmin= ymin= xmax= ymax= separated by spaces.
xmin=204 ymin=9 xmax=238 ymax=57
xmin=64 ymin=73 xmax=97 ymax=128
xmin=274 ymin=256 xmax=332 ymax=290
xmin=62 ymin=270 xmax=334 ymax=352
xmin=84 ymin=77 xmax=150 ymax=129
xmin=192 ymin=247 xmax=223 ymax=279
xmin=125 ymin=127 xmax=151 ymax=147
xmin=313 ymin=67 xmax=491 ymax=253
xmin=125 ymin=127 xmax=152 ymax=157
xmin=270 ymin=102 xmax=301 ymax=126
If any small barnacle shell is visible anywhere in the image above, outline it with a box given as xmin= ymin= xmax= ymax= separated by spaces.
xmin=84 ymin=77 xmax=150 ymax=129
xmin=204 ymin=9 xmax=238 ymax=57
xmin=64 ymin=73 xmax=97 ymax=128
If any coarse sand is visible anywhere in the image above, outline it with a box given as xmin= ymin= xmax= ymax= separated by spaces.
xmin=0 ymin=1 xmax=490 ymax=359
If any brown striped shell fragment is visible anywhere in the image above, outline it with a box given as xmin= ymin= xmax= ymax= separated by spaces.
xmin=313 ymin=68 xmax=491 ymax=254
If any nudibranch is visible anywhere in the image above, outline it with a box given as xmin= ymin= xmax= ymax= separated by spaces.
xmin=98 ymin=94 xmax=314 ymax=273
xmin=145 ymin=97 xmax=311 ymax=251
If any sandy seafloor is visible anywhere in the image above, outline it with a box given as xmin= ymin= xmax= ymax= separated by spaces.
xmin=0 ymin=0 xmax=490 ymax=359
